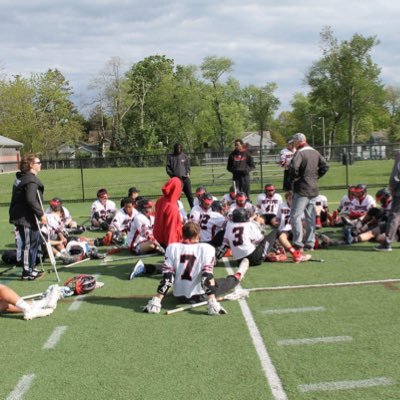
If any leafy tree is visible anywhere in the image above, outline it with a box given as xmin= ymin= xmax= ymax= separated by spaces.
xmin=200 ymin=55 xmax=234 ymax=151
xmin=306 ymin=27 xmax=384 ymax=149
xmin=384 ymin=85 xmax=400 ymax=141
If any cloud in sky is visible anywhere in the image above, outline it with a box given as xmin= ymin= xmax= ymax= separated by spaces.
xmin=1 ymin=0 xmax=400 ymax=113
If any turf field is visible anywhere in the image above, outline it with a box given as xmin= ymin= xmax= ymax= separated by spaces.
xmin=1 ymin=182 xmax=400 ymax=399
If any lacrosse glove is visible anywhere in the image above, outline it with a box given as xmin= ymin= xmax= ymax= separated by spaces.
xmin=143 ymin=296 xmax=162 ymax=314
xmin=207 ymin=297 xmax=228 ymax=315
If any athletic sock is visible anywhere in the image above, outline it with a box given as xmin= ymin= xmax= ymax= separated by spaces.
xmin=15 ymin=299 xmax=31 ymax=313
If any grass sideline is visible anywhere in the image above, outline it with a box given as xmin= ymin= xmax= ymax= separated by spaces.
xmin=1 ymin=192 xmax=400 ymax=399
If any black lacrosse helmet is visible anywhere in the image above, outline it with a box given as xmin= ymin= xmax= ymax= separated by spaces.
xmin=231 ymin=207 xmax=250 ymax=223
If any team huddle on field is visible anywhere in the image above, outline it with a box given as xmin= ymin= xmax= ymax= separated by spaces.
xmin=3 ymin=137 xmax=400 ymax=319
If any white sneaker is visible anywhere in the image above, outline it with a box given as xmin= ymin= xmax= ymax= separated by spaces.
xmin=129 ymin=260 xmax=145 ymax=280
xmin=236 ymin=258 xmax=249 ymax=281
xmin=23 ymin=304 xmax=54 ymax=320
xmin=43 ymin=284 xmax=61 ymax=309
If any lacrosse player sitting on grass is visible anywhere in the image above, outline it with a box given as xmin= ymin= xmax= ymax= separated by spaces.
xmin=90 ymin=188 xmax=117 ymax=231
xmin=126 ymin=198 xmax=164 ymax=255
xmin=143 ymin=222 xmax=249 ymax=315
xmin=0 ymin=283 xmax=60 ymax=320
xmin=94 ymin=197 xmax=137 ymax=248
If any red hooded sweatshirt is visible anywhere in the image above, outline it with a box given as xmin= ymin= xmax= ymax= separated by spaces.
xmin=153 ymin=177 xmax=183 ymax=246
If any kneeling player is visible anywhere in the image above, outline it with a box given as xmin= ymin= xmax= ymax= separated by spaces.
xmin=143 ymin=222 xmax=249 ymax=315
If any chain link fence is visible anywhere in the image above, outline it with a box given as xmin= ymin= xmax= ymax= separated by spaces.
xmin=1 ymin=143 xmax=398 ymax=205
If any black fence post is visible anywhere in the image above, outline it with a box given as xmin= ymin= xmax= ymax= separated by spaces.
xmin=80 ymin=159 xmax=85 ymax=202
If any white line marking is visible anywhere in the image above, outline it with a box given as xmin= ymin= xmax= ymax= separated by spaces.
xmin=68 ymin=294 xmax=86 ymax=311
xmin=278 ymin=335 xmax=353 ymax=346
xmin=262 ymin=306 xmax=325 ymax=315
xmin=42 ymin=326 xmax=68 ymax=349
xmin=247 ymin=278 xmax=400 ymax=292
xmin=6 ymin=374 xmax=35 ymax=400
xmin=68 ymin=274 xmax=101 ymax=311
xmin=298 ymin=377 xmax=394 ymax=393
xmin=223 ymin=258 xmax=288 ymax=400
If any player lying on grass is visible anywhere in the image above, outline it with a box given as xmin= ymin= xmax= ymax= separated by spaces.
xmin=0 ymin=283 xmax=59 ymax=320
xmin=143 ymin=222 xmax=249 ymax=315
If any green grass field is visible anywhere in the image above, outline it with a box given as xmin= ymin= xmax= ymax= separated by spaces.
xmin=1 ymin=169 xmax=400 ymax=399
xmin=0 ymin=159 xmax=393 ymax=204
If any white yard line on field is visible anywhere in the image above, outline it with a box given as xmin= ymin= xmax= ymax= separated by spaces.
xmin=262 ymin=306 xmax=325 ymax=315
xmin=277 ymin=335 xmax=353 ymax=346
xmin=298 ymin=377 xmax=395 ymax=393
xmin=42 ymin=326 xmax=68 ymax=349
xmin=223 ymin=258 xmax=288 ymax=400
xmin=6 ymin=374 xmax=35 ymax=400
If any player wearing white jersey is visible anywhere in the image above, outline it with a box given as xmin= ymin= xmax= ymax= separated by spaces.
xmin=256 ymin=184 xmax=282 ymax=227
xmin=127 ymin=198 xmax=160 ymax=255
xmin=95 ymin=198 xmax=138 ymax=247
xmin=348 ymin=184 xmax=376 ymax=220
xmin=189 ymin=192 xmax=214 ymax=225
xmin=279 ymin=139 xmax=295 ymax=191
xmin=90 ymin=188 xmax=117 ymax=230
xmin=221 ymin=186 xmax=237 ymax=206
xmin=223 ymin=208 xmax=278 ymax=266
xmin=314 ymin=193 xmax=330 ymax=227
xmin=143 ymin=222 xmax=249 ymax=315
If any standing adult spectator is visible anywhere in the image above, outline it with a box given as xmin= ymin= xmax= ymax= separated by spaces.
xmin=226 ymin=139 xmax=255 ymax=198
xmin=166 ymin=143 xmax=194 ymax=208
xmin=375 ymin=151 xmax=400 ymax=251
xmin=9 ymin=154 xmax=47 ymax=280
xmin=278 ymin=138 xmax=296 ymax=191
xmin=288 ymin=133 xmax=329 ymax=250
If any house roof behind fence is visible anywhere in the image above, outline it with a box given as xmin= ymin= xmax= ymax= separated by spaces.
xmin=0 ymin=135 xmax=24 ymax=148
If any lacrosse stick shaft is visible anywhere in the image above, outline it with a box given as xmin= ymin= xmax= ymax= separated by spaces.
xmin=22 ymin=291 xmax=45 ymax=301
xmin=165 ymin=295 xmax=229 ymax=315
xmin=50 ymin=257 xmax=90 ymax=271
xmin=36 ymin=191 xmax=60 ymax=282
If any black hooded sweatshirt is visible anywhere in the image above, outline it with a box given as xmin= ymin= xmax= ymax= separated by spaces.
xmin=9 ymin=171 xmax=45 ymax=228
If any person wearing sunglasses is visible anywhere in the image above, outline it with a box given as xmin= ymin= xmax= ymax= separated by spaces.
xmin=9 ymin=154 xmax=46 ymax=280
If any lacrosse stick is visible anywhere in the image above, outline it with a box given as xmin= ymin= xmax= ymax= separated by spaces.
xmin=48 ymin=257 xmax=91 ymax=272
xmin=101 ymin=253 xmax=157 ymax=265
xmin=165 ymin=288 xmax=249 ymax=315
xmin=36 ymin=191 xmax=60 ymax=282
xmin=232 ymin=180 xmax=237 ymax=195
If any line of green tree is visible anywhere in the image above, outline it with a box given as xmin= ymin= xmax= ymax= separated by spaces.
xmin=1 ymin=27 xmax=399 ymax=157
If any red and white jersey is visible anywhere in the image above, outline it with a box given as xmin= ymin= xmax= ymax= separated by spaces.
xmin=349 ymin=195 xmax=376 ymax=214
xmin=314 ymin=194 xmax=328 ymax=210
xmin=46 ymin=206 xmax=72 ymax=225
xmin=256 ymin=193 xmax=283 ymax=215
xmin=189 ymin=205 xmax=212 ymax=225
xmin=42 ymin=211 xmax=64 ymax=239
xmin=221 ymin=193 xmax=236 ymax=206
xmin=228 ymin=202 xmax=256 ymax=218
xmin=162 ymin=241 xmax=216 ymax=298
xmin=127 ymin=213 xmax=155 ymax=250
xmin=223 ymin=220 xmax=264 ymax=260
xmin=198 ymin=211 xmax=226 ymax=242
xmin=279 ymin=147 xmax=294 ymax=170
xmin=338 ymin=195 xmax=354 ymax=215
xmin=91 ymin=199 xmax=117 ymax=221
xmin=276 ymin=202 xmax=292 ymax=232
xmin=111 ymin=208 xmax=137 ymax=234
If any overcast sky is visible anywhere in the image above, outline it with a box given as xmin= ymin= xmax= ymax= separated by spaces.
xmin=1 ymin=0 xmax=399 ymax=114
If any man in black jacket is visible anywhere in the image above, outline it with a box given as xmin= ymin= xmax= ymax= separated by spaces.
xmin=9 ymin=154 xmax=47 ymax=280
xmin=288 ymin=133 xmax=329 ymax=251
xmin=226 ymin=139 xmax=255 ymax=198
xmin=166 ymin=143 xmax=194 ymax=208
